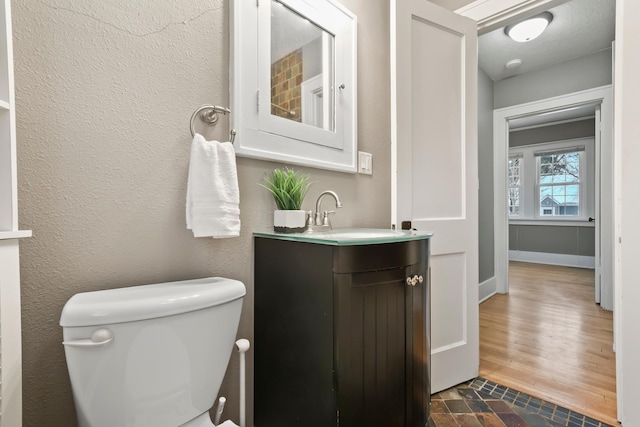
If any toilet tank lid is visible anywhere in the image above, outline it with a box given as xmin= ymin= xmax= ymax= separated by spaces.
xmin=60 ymin=277 xmax=246 ymax=327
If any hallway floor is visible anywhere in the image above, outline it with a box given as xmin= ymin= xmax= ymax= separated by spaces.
xmin=428 ymin=378 xmax=613 ymax=427
xmin=478 ymin=262 xmax=616 ymax=425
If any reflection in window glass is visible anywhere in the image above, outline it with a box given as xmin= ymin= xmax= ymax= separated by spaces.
xmin=508 ymin=154 xmax=522 ymax=216
xmin=537 ymin=151 xmax=581 ymax=216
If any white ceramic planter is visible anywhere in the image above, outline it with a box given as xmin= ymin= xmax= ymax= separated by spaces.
xmin=274 ymin=210 xmax=306 ymax=233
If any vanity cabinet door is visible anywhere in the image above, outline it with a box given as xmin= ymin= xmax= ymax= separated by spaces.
xmin=334 ymin=259 xmax=429 ymax=427
xmin=406 ymin=261 xmax=430 ymax=427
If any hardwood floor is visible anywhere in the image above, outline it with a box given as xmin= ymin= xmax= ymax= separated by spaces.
xmin=479 ymin=261 xmax=617 ymax=425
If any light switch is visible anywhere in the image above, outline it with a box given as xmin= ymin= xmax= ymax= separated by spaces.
xmin=358 ymin=151 xmax=373 ymax=175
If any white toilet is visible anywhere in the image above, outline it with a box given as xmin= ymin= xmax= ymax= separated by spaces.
xmin=60 ymin=277 xmax=246 ymax=427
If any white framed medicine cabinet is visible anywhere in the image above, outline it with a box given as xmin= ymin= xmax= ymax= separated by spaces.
xmin=231 ymin=0 xmax=357 ymax=173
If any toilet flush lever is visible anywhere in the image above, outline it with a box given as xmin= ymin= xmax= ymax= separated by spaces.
xmin=62 ymin=328 xmax=114 ymax=348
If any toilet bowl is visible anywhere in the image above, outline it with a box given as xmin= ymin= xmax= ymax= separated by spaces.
xmin=60 ymin=277 xmax=246 ymax=427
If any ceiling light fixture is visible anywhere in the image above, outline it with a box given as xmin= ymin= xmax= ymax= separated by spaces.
xmin=505 ymin=12 xmax=553 ymax=42
xmin=505 ymin=59 xmax=523 ymax=69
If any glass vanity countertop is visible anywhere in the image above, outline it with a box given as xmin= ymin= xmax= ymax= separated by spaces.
xmin=253 ymin=228 xmax=433 ymax=246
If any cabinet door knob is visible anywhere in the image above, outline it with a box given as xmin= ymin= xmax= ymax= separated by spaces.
xmin=406 ymin=277 xmax=417 ymax=287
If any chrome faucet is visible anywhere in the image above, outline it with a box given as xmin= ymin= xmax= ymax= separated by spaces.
xmin=310 ymin=190 xmax=342 ymax=230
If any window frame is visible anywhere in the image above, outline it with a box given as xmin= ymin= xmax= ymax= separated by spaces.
xmin=508 ymin=153 xmax=523 ymax=217
xmin=535 ymin=148 xmax=585 ymax=219
xmin=508 ymin=137 xmax=595 ymax=224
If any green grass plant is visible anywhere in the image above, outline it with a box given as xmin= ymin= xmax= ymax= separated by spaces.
xmin=260 ymin=168 xmax=313 ymax=210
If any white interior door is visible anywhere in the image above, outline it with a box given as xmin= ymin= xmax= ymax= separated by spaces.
xmin=392 ymin=0 xmax=479 ymax=393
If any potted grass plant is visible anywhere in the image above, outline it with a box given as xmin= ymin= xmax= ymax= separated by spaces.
xmin=260 ymin=168 xmax=313 ymax=233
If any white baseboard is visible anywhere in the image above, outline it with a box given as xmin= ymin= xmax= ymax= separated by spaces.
xmin=479 ymin=276 xmax=497 ymax=303
xmin=508 ymin=250 xmax=595 ymax=269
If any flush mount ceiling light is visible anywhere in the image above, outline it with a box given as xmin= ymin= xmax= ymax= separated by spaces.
xmin=505 ymin=59 xmax=523 ymax=69
xmin=505 ymin=12 xmax=553 ymax=42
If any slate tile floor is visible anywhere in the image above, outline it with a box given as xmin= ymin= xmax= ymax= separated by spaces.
xmin=428 ymin=377 xmax=614 ymax=427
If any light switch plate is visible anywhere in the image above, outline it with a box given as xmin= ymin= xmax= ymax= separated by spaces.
xmin=358 ymin=151 xmax=373 ymax=175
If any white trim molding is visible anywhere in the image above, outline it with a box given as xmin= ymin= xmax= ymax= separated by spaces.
xmin=509 ymin=250 xmax=595 ymax=269
xmin=455 ymin=0 xmax=568 ymax=34
xmin=509 ymin=220 xmax=594 ymax=227
xmin=479 ymin=276 xmax=497 ymax=303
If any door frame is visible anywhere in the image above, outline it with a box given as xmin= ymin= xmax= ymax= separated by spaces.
xmin=492 ymin=86 xmax=613 ymax=296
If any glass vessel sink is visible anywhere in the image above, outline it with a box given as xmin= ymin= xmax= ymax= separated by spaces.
xmin=254 ymin=228 xmax=433 ymax=246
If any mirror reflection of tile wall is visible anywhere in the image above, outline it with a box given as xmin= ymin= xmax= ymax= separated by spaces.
xmin=271 ymin=49 xmax=303 ymax=122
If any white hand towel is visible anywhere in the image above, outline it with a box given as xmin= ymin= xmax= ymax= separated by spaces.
xmin=186 ymin=133 xmax=240 ymax=238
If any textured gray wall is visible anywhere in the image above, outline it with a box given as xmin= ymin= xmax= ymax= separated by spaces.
xmin=13 ymin=1 xmax=391 ymax=426
xmin=510 ymin=118 xmax=596 ymax=147
xmin=478 ymin=67 xmax=494 ymax=283
xmin=494 ymin=49 xmax=613 ymax=109
xmin=509 ymin=225 xmax=595 ymax=256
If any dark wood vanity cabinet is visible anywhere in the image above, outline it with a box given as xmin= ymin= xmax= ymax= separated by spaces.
xmin=254 ymin=236 xmax=430 ymax=427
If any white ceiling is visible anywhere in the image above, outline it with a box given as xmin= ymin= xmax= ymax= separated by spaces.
xmin=479 ymin=0 xmax=616 ymax=82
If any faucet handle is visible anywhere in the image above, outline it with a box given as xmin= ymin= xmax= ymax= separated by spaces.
xmin=305 ymin=211 xmax=314 ymax=229
xmin=322 ymin=211 xmax=336 ymax=227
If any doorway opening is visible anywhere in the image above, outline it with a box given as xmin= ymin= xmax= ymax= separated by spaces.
xmin=503 ymin=101 xmax=611 ymax=305
xmin=492 ymin=87 xmax=614 ymax=300
xmin=483 ymin=94 xmax=615 ymax=423
xmin=453 ymin=0 xmax=622 ymax=422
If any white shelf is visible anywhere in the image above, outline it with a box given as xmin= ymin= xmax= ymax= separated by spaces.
xmin=0 ymin=99 xmax=8 ymax=109
xmin=509 ymin=219 xmax=595 ymax=227
xmin=0 ymin=230 xmax=32 ymax=240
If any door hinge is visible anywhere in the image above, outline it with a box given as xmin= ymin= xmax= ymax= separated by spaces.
xmin=256 ymin=90 xmax=260 ymax=112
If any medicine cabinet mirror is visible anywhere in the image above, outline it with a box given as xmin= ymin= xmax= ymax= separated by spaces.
xmin=231 ymin=0 xmax=357 ymax=172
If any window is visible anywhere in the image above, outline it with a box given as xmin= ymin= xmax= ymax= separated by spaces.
xmin=536 ymin=148 xmax=583 ymax=217
xmin=508 ymin=138 xmax=593 ymax=222
xmin=508 ymin=154 xmax=522 ymax=216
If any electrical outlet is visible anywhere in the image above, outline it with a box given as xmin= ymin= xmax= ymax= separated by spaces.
xmin=358 ymin=151 xmax=373 ymax=175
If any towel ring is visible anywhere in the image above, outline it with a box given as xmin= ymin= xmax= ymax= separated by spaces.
xmin=190 ymin=104 xmax=236 ymax=144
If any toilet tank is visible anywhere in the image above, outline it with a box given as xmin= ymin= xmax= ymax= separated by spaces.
xmin=60 ymin=277 xmax=246 ymax=427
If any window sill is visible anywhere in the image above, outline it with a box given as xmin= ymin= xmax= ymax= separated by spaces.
xmin=0 ymin=230 xmax=33 ymax=240
xmin=508 ymin=219 xmax=594 ymax=227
